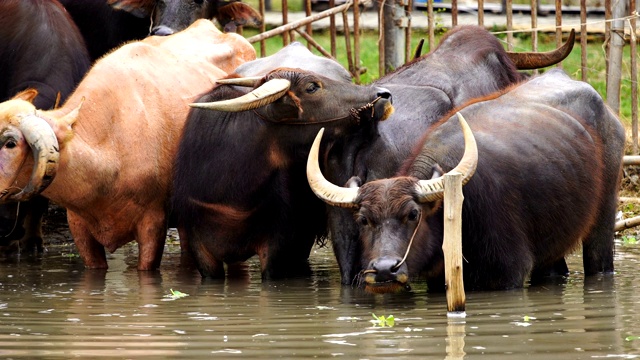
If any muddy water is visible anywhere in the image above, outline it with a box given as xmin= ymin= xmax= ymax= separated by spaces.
xmin=0 ymin=241 xmax=639 ymax=359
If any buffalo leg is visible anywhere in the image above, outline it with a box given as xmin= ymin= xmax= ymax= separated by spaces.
xmin=328 ymin=207 xmax=363 ymax=286
xmin=136 ymin=214 xmax=166 ymax=271
xmin=582 ymin=194 xmax=616 ymax=275
xmin=188 ymin=229 xmax=225 ymax=278
xmin=529 ymin=258 xmax=569 ymax=285
xmin=68 ymin=212 xmax=108 ymax=269
xmin=260 ymin=235 xmax=312 ymax=280
xmin=17 ymin=196 xmax=49 ymax=253
xmin=177 ymin=226 xmax=197 ymax=268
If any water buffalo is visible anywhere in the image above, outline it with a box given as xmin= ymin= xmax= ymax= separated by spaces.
xmin=323 ymin=25 xmax=576 ymax=285
xmin=0 ymin=0 xmax=91 ymax=252
xmin=109 ymin=0 xmax=262 ymax=35
xmin=59 ymin=0 xmax=261 ymax=61
xmin=308 ymin=69 xmax=625 ymax=292
xmin=0 ymin=20 xmax=256 ymax=270
xmin=172 ymin=50 xmax=394 ymax=279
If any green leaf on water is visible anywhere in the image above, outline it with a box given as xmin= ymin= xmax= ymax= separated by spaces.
xmin=168 ymin=289 xmax=189 ymax=299
xmin=625 ymin=335 xmax=640 ymax=341
xmin=371 ymin=313 xmax=395 ymax=327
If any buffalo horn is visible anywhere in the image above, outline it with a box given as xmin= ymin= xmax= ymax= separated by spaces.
xmin=10 ymin=114 xmax=60 ymax=201
xmin=306 ymin=128 xmax=359 ymax=208
xmin=216 ymin=76 xmax=263 ymax=87
xmin=507 ymin=29 xmax=575 ymax=70
xmin=415 ymin=112 xmax=478 ymax=203
xmin=189 ymin=78 xmax=291 ymax=112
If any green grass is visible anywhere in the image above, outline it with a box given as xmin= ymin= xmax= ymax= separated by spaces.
xmin=243 ymin=27 xmax=636 ymax=123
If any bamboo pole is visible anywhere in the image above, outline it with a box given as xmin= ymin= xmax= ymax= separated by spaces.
xmin=353 ymin=0 xmax=362 ymax=83
xmin=555 ymin=0 xmax=562 ymax=68
xmin=428 ymin=0 xmax=435 ymax=50
xmin=580 ymin=0 xmax=588 ymax=81
xmin=506 ymin=0 xmax=513 ymax=51
xmin=606 ymin=0 xmax=627 ymax=115
xmin=624 ymin=155 xmax=640 ymax=166
xmin=530 ymin=0 xmax=538 ymax=76
xmin=615 ymin=215 xmax=640 ymax=231
xmin=452 ymin=0 xmax=458 ymax=27
xmin=330 ymin=0 xmax=337 ymax=57
xmin=631 ymin=0 xmax=638 ymax=154
xmin=247 ymin=3 xmax=353 ymax=44
xmin=259 ymin=0 xmax=266 ymax=56
xmin=305 ymin=0 xmax=312 ymax=50
xmin=443 ymin=172 xmax=466 ymax=315
xmin=282 ymin=0 xmax=290 ymax=45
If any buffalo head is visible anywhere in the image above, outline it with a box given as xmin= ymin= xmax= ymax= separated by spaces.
xmin=109 ymin=0 xmax=262 ymax=35
xmin=307 ymin=113 xmax=478 ymax=293
xmin=191 ymin=68 xmax=394 ymax=129
xmin=0 ymin=90 xmax=80 ymax=202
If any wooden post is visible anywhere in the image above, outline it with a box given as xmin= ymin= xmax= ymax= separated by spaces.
xmin=382 ymin=0 xmax=407 ymax=73
xmin=555 ymin=0 xmax=562 ymax=68
xmin=506 ymin=0 xmax=513 ymax=51
xmin=443 ymin=172 xmax=466 ymax=316
xmin=580 ymin=0 xmax=588 ymax=81
xmin=631 ymin=0 xmax=638 ymax=154
xmin=606 ymin=0 xmax=627 ymax=115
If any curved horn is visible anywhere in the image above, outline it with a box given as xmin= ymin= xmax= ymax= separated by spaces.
xmin=415 ymin=112 xmax=478 ymax=203
xmin=507 ymin=29 xmax=575 ymax=70
xmin=216 ymin=76 xmax=263 ymax=87
xmin=306 ymin=128 xmax=359 ymax=208
xmin=9 ymin=114 xmax=60 ymax=201
xmin=190 ymin=78 xmax=291 ymax=112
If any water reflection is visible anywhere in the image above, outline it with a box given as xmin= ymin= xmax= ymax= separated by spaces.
xmin=0 ymin=243 xmax=639 ymax=358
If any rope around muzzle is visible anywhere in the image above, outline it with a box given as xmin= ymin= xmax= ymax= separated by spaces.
xmin=394 ymin=211 xmax=422 ymax=271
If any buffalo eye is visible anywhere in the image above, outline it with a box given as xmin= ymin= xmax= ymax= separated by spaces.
xmin=306 ymin=82 xmax=320 ymax=94
xmin=357 ymin=215 xmax=369 ymax=227
xmin=4 ymin=140 xmax=16 ymax=149
xmin=407 ymin=209 xmax=419 ymax=221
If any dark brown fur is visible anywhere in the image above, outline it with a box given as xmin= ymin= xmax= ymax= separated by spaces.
xmin=173 ymin=68 xmax=392 ymax=280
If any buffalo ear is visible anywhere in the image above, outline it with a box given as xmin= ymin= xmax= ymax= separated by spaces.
xmin=108 ymin=0 xmax=154 ymax=18
xmin=346 ymin=176 xmax=362 ymax=188
xmin=13 ymin=89 xmax=38 ymax=103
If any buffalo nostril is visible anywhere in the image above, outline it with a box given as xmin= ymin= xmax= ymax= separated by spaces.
xmin=376 ymin=87 xmax=392 ymax=101
xmin=150 ymin=26 xmax=174 ymax=36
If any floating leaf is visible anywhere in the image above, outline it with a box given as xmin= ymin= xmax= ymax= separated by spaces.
xmin=166 ymin=289 xmax=189 ymax=299
xmin=371 ymin=313 xmax=395 ymax=327
xmin=625 ymin=335 xmax=640 ymax=341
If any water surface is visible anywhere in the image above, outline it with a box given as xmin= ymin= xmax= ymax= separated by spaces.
xmin=1 ymin=241 xmax=639 ymax=359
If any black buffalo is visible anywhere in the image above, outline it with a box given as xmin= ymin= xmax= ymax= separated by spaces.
xmin=59 ymin=0 xmax=261 ymax=61
xmin=308 ymin=69 xmax=625 ymax=292
xmin=0 ymin=0 xmax=91 ymax=252
xmin=323 ymin=25 xmax=576 ymax=285
xmin=172 ymin=45 xmax=393 ymax=279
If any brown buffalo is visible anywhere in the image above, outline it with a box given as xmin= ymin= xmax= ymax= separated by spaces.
xmin=172 ymin=56 xmax=394 ymax=279
xmin=0 ymin=20 xmax=256 ymax=270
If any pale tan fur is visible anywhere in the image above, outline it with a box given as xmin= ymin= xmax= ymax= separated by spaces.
xmin=0 ymin=20 xmax=256 ymax=270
